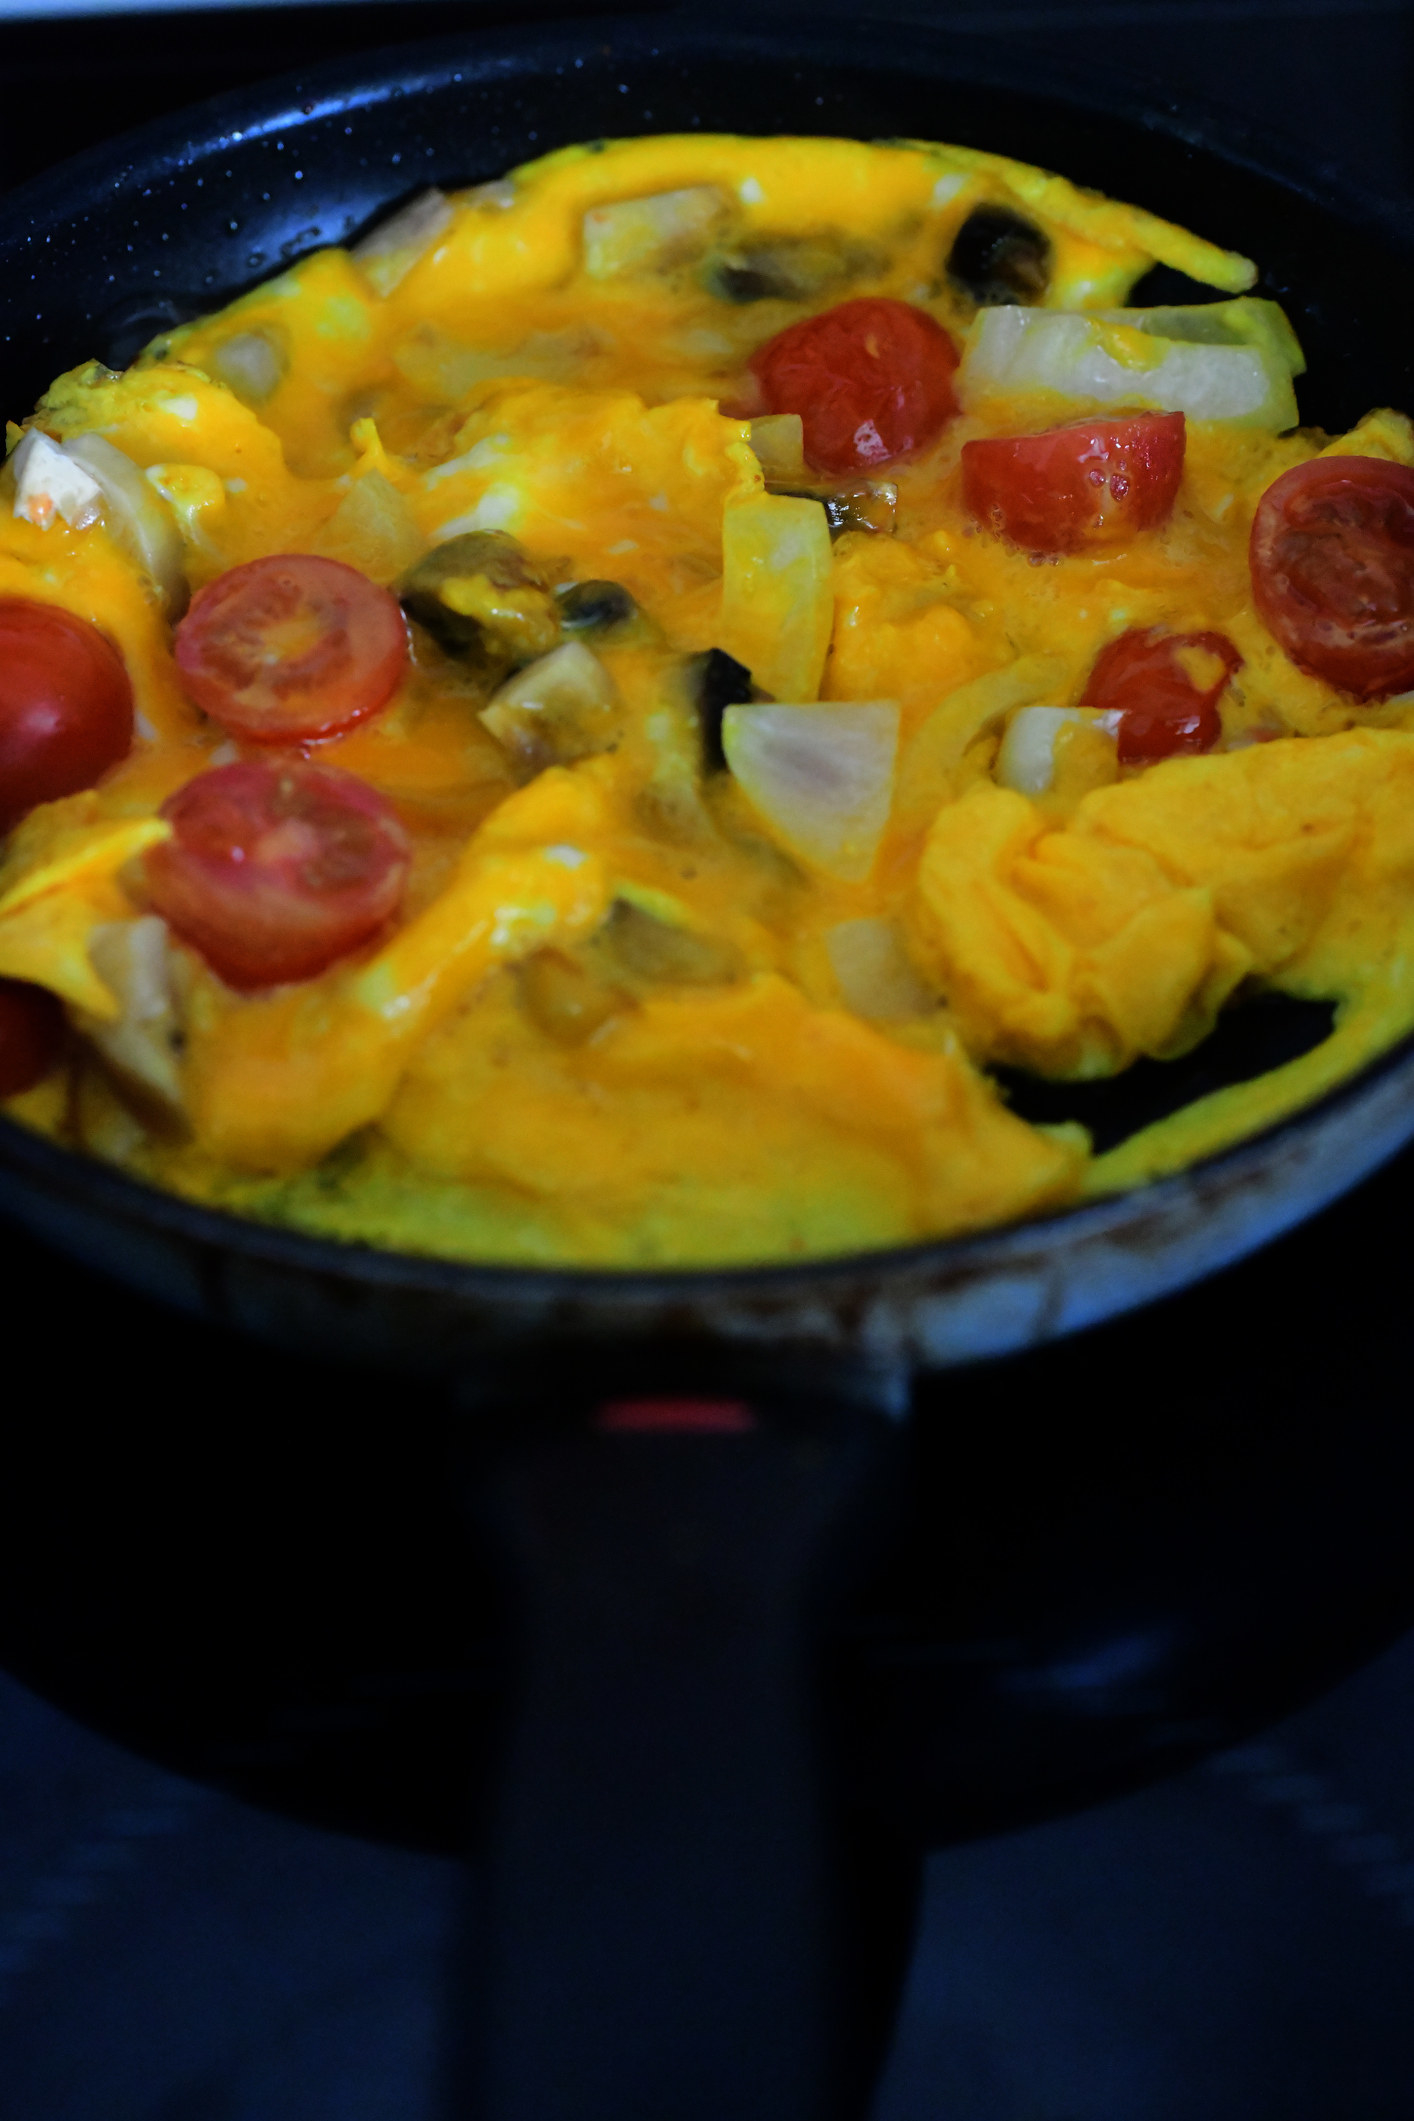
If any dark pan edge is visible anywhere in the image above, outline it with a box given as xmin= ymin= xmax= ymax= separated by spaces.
xmin=2 ymin=13 xmax=1413 ymax=1372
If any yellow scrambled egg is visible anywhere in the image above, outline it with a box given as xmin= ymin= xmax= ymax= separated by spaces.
xmin=2 ymin=133 xmax=1413 ymax=1267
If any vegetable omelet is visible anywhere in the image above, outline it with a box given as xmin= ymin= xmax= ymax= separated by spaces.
xmin=1 ymin=133 xmax=1412 ymax=1268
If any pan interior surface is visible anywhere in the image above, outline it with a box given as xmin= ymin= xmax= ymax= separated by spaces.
xmin=1 ymin=17 xmax=1413 ymax=1366
xmin=3 ymin=12 xmax=1414 ymax=1893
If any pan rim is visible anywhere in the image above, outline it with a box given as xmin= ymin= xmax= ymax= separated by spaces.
xmin=2 ymin=8 xmax=1412 ymax=1318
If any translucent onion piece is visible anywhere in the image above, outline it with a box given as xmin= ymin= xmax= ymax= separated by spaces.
xmin=722 ymin=700 xmax=900 ymax=880
xmin=895 ymin=655 xmax=1068 ymax=832
xmin=314 ymin=469 xmax=422 ymax=585
xmin=605 ymin=898 xmax=742 ymax=986
xmin=749 ymin=413 xmax=806 ymax=478
xmin=63 ymin=432 xmax=186 ymax=614
xmin=80 ymin=915 xmax=184 ymax=1109
xmin=581 ymin=186 xmax=729 ymax=278
xmin=995 ymin=705 xmax=1118 ymax=796
xmin=209 ymin=329 xmax=285 ymax=406
xmin=1096 ymin=296 xmax=1305 ymax=378
xmin=145 ymin=462 xmax=227 ymax=555
xmin=352 ymin=187 xmax=454 ymax=297
xmin=825 ymin=916 xmax=935 ymax=1019
xmin=718 ymin=492 xmax=833 ymax=703
xmin=960 ymin=308 xmax=1299 ymax=429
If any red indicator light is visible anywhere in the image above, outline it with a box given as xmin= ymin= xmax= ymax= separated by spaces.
xmin=595 ymin=1398 xmax=756 ymax=1434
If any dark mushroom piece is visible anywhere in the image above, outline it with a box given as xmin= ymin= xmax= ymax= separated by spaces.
xmin=518 ymin=947 xmax=630 ymax=1045
xmin=768 ymin=480 xmax=897 ymax=538
xmin=946 ymin=206 xmax=1051 ymax=307
xmin=398 ymin=531 xmax=562 ymax=677
xmin=556 ymin=579 xmax=639 ymax=635
xmin=703 ymin=235 xmax=877 ymax=305
xmin=602 ymin=899 xmax=743 ymax=986
xmin=687 ymin=647 xmax=754 ymax=772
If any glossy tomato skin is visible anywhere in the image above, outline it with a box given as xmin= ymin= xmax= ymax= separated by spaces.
xmin=174 ymin=555 xmax=408 ymax=743
xmin=961 ymin=411 xmax=1186 ymax=554
xmin=1085 ymin=626 xmax=1242 ymax=765
xmin=1249 ymin=456 xmax=1414 ymax=701
xmin=145 ymin=761 xmax=411 ymax=990
xmin=0 ymin=977 xmax=64 ymax=1098
xmin=747 ymin=298 xmax=960 ymax=476
xmin=0 ymin=600 xmax=133 ymax=831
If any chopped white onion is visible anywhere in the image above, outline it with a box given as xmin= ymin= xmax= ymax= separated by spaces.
xmin=582 ymin=186 xmax=728 ymax=278
xmin=718 ymin=492 xmax=834 ymax=704
xmin=1095 ymin=296 xmax=1305 ymax=378
xmin=63 ymin=432 xmax=187 ymax=616
xmin=996 ymin=705 xmax=1119 ymax=797
xmin=313 ymin=468 xmax=422 ymax=584
xmin=748 ymin=413 xmax=805 ymax=478
xmin=826 ymin=917 xmax=935 ymax=1020
xmin=722 ymin=701 xmax=900 ymax=881
xmin=960 ymin=308 xmax=1299 ymax=429
xmin=352 ymin=187 xmax=454 ymax=296
xmin=10 ymin=430 xmax=102 ymax=529
xmin=210 ymin=329 xmax=284 ymax=405
xmin=82 ymin=916 xmax=183 ymax=1111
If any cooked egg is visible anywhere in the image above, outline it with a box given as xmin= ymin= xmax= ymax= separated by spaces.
xmin=1 ymin=132 xmax=1412 ymax=1269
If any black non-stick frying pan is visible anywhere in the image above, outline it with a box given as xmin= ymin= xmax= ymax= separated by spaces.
xmin=3 ymin=15 xmax=1414 ymax=2119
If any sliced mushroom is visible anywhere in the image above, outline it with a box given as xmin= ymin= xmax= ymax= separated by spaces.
xmin=686 ymin=646 xmax=754 ymax=772
xmin=480 ymin=640 xmax=620 ymax=766
xmin=704 ymin=234 xmax=881 ymax=305
xmin=518 ymin=946 xmax=628 ymax=1045
xmin=768 ymin=478 xmax=897 ymax=538
xmin=946 ymin=206 xmax=1051 ymax=307
xmin=398 ymin=531 xmax=562 ymax=676
xmin=602 ymin=898 xmax=742 ymax=987
xmin=556 ymin=579 xmax=639 ymax=635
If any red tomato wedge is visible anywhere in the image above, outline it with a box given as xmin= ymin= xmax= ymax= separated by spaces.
xmin=174 ymin=555 xmax=408 ymax=743
xmin=0 ymin=977 xmax=64 ymax=1098
xmin=0 ymin=600 xmax=133 ymax=831
xmin=1084 ymin=626 xmax=1242 ymax=765
xmin=144 ymin=761 xmax=411 ymax=990
xmin=747 ymin=298 xmax=960 ymax=475
xmin=1249 ymin=456 xmax=1414 ymax=701
xmin=961 ymin=411 xmax=1186 ymax=554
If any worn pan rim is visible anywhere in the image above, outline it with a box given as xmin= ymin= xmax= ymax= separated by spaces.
xmin=2 ymin=9 xmax=1412 ymax=1332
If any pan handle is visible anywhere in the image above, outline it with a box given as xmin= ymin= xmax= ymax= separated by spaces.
xmin=446 ymin=1387 xmax=915 ymax=2121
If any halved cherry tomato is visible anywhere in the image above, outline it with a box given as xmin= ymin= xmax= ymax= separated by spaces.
xmin=144 ymin=761 xmax=410 ymax=990
xmin=0 ymin=977 xmax=63 ymax=1098
xmin=1249 ymin=456 xmax=1414 ymax=701
xmin=1084 ymin=626 xmax=1242 ymax=765
xmin=961 ymin=411 xmax=1186 ymax=554
xmin=0 ymin=600 xmax=133 ymax=832
xmin=174 ymin=555 xmax=408 ymax=743
xmin=747 ymin=298 xmax=960 ymax=476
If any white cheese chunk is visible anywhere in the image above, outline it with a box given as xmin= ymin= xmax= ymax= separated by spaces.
xmin=11 ymin=429 xmax=102 ymax=530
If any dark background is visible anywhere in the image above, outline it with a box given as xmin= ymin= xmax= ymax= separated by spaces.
xmin=2 ymin=3 xmax=1414 ymax=2116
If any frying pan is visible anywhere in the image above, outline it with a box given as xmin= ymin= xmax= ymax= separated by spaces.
xmin=3 ymin=14 xmax=1414 ymax=2118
